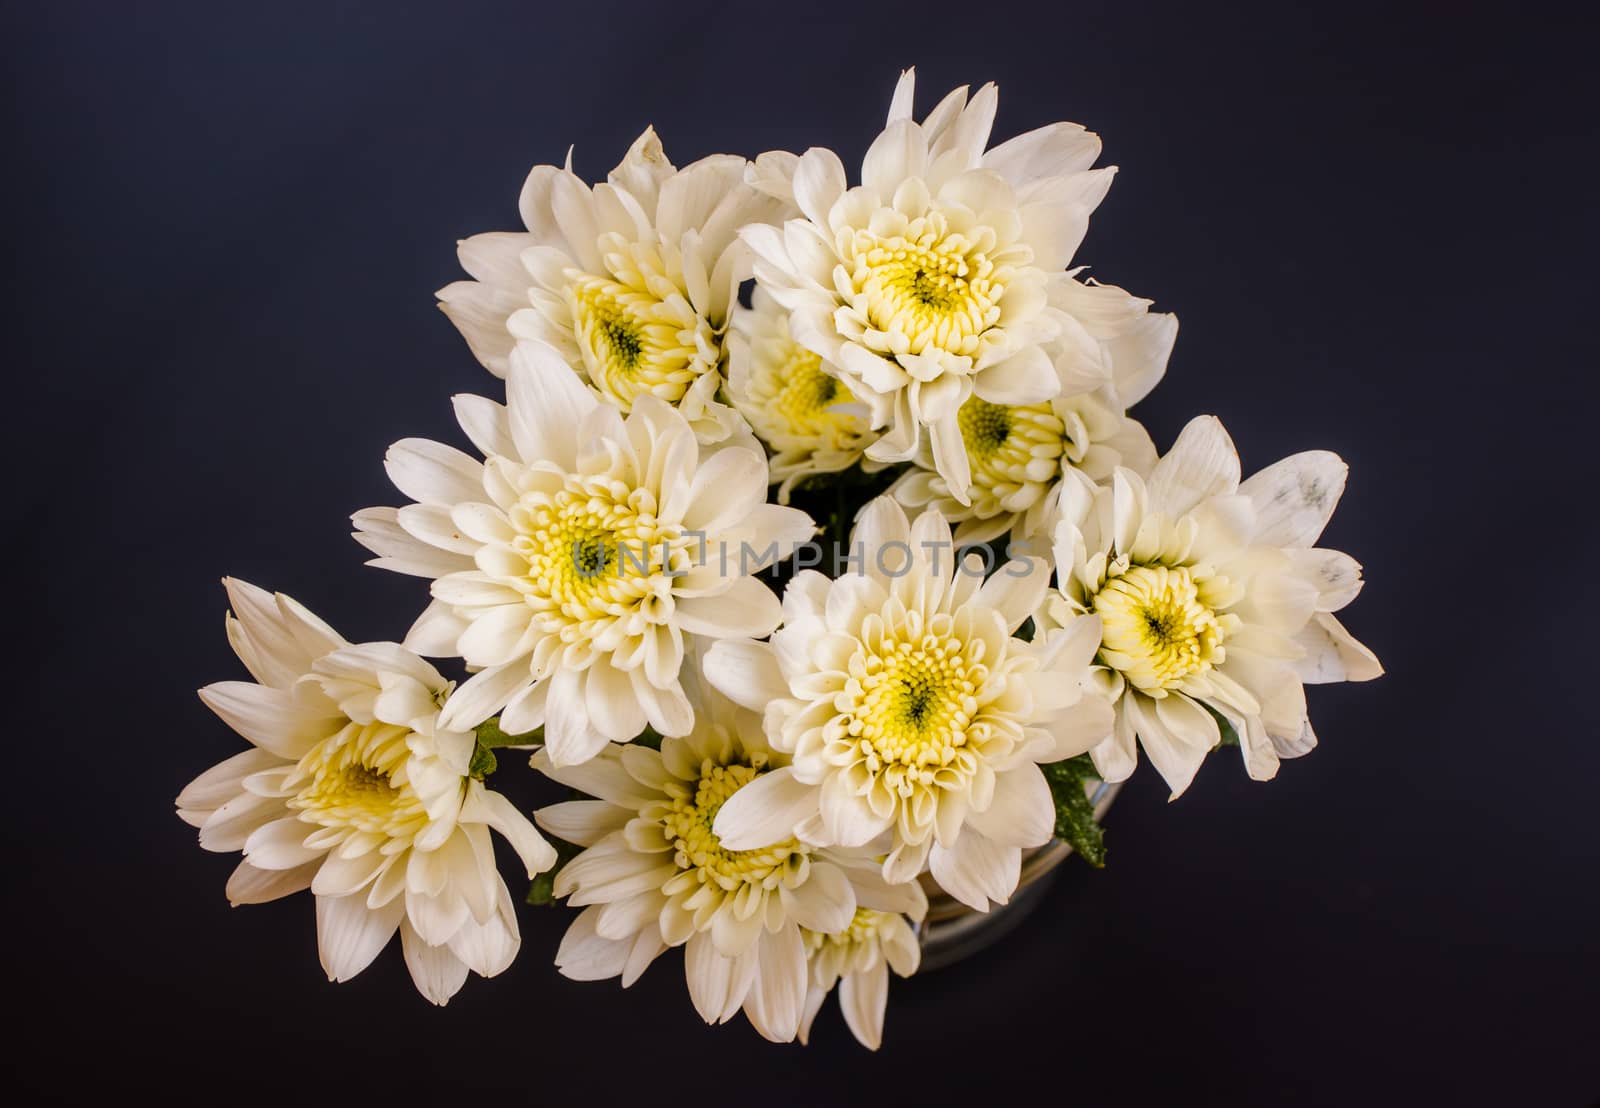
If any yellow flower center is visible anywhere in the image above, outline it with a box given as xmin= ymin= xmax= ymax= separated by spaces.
xmin=565 ymin=236 xmax=717 ymax=412
xmin=956 ymin=396 xmax=1067 ymax=515
xmin=843 ymin=612 xmax=992 ymax=796
xmin=1093 ymin=565 xmax=1228 ymax=693
xmin=846 ymin=210 xmax=1005 ymax=362
xmin=288 ymin=719 xmax=428 ymax=838
xmin=659 ymin=758 xmax=805 ymax=892
xmin=769 ymin=347 xmax=855 ymax=439
xmin=508 ymin=473 xmax=684 ymax=634
xmin=733 ymin=304 xmax=876 ymax=483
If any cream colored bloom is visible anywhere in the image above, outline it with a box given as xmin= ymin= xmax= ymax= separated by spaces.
xmin=352 ymin=343 xmax=815 ymax=765
xmin=1038 ymin=416 xmax=1383 ymax=798
xmin=533 ymin=683 xmax=924 ymax=1043
xmin=726 ymin=285 xmax=880 ymax=501
xmin=176 ymin=579 xmax=555 ymax=1005
xmin=704 ymin=497 xmax=1115 ymax=911
xmin=889 ymin=387 xmax=1156 ymax=546
xmin=887 ymin=271 xmax=1175 ymax=544
xmin=799 ymin=908 xmax=922 ymax=1051
xmin=743 ymin=69 xmax=1165 ymax=503
xmin=437 ymin=129 xmax=788 ymax=444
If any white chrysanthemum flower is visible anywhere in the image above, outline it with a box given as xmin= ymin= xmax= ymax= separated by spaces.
xmin=1038 ymin=416 xmax=1383 ymax=798
xmin=437 ymin=129 xmax=788 ymax=444
xmin=176 ymin=579 xmax=556 ymax=1005
xmin=884 ymin=272 xmax=1175 ymax=545
xmin=703 ymin=497 xmax=1116 ymax=911
xmin=743 ymin=69 xmax=1162 ymax=503
xmin=799 ymin=908 xmax=922 ymax=1051
xmin=888 ymin=387 xmax=1156 ymax=546
xmin=533 ymin=683 xmax=925 ymax=1043
xmin=352 ymin=343 xmax=815 ymax=765
xmin=726 ymin=285 xmax=880 ymax=502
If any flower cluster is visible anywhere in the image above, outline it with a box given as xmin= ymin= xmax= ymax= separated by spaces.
xmin=179 ymin=69 xmax=1379 ymax=1047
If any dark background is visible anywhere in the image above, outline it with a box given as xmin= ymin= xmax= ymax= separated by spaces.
xmin=7 ymin=1 xmax=1596 ymax=1103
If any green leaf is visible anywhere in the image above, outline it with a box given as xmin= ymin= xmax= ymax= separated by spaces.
xmin=1198 ymin=701 xmax=1240 ymax=747
xmin=474 ymin=717 xmax=543 ymax=749
xmin=1040 ymin=755 xmax=1106 ymax=868
xmin=525 ymin=836 xmax=584 ymax=906
xmin=467 ymin=743 xmax=498 ymax=779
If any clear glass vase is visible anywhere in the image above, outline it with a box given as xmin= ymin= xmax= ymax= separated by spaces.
xmin=916 ymin=778 xmax=1121 ymax=971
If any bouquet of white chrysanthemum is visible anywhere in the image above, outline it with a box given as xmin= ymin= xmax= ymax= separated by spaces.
xmin=178 ymin=69 xmax=1380 ymax=1049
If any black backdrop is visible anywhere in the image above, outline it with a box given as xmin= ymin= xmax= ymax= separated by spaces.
xmin=8 ymin=1 xmax=1596 ymax=1104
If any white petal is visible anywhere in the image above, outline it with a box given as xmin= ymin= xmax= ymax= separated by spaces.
xmin=555 ymin=905 xmax=631 ymax=981
xmin=436 ymin=662 xmax=531 ymax=732
xmin=685 ymin=931 xmax=747 ymax=1024
xmin=221 ymin=578 xmax=343 ymax=687
xmin=928 ymin=830 xmax=1019 ymax=911
xmin=1146 ymin=416 xmax=1240 ymax=517
xmin=743 ymin=924 xmax=807 ymax=1043
xmin=243 ymin=817 xmax=323 ymax=870
xmin=533 ymin=799 xmax=629 ymax=847
xmin=531 ymin=745 xmax=659 ymax=808
xmin=400 ymin=918 xmax=471 ymax=1005
xmin=839 ymin=962 xmax=890 ymax=1050
xmin=1238 ymin=450 xmax=1348 ymax=548
xmin=712 ymin=765 xmax=819 ymax=850
xmin=198 ymin=682 xmax=340 ymax=761
xmin=437 ymin=281 xmax=519 ymax=376
xmin=506 ymin=342 xmax=595 ymax=469
xmin=966 ymin=766 xmax=1054 ymax=848
xmin=674 ymin=578 xmax=783 ymax=639
xmin=461 ymin=784 xmax=556 ymax=876
xmin=354 ymin=507 xmax=475 ymax=578
xmin=543 ymin=666 xmax=609 ymax=767
xmin=681 ymin=446 xmax=768 ymax=534
xmin=177 ymin=747 xmax=285 ymax=817
xmin=447 ymin=879 xmax=522 ymax=977
xmin=1041 ymin=694 xmax=1116 ymax=761
xmin=781 ymin=860 xmax=855 ymax=933
xmin=1126 ymin=694 xmax=1208 ymax=799
xmin=384 ymin=438 xmax=484 ymax=507
xmin=1288 ymin=548 xmax=1365 ymax=612
xmin=793 ymin=148 xmax=847 ymax=227
xmin=223 ymin=859 xmax=317 ymax=906
xmin=404 ymin=599 xmax=469 ymax=657
xmin=982 ymin=121 xmax=1101 ymax=182
xmin=452 ymin=392 xmax=514 ymax=460
xmin=584 ymin=662 xmax=648 ymax=744
xmin=315 ymin=892 xmax=403 ymax=982
xmin=974 ymin=557 xmax=1049 ymax=633
xmin=973 ymin=345 xmax=1057 ymax=405
xmin=862 ymin=119 xmax=926 ymax=197
xmin=849 ymin=496 xmax=912 ymax=580
xmin=702 ymin=639 xmax=788 ymax=712
xmin=1292 ymin=612 xmax=1383 ymax=684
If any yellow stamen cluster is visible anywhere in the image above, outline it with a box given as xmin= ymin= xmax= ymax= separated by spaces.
xmin=762 ymin=345 xmax=859 ymax=442
xmin=957 ymin=396 xmax=1068 ymax=516
xmin=566 ymin=236 xmax=716 ymax=411
xmin=730 ymin=300 xmax=877 ymax=496
xmin=658 ymin=757 xmax=806 ymax=894
xmin=508 ymin=473 xmax=683 ymax=635
xmin=1093 ymin=565 xmax=1230 ymax=693
xmin=287 ymin=719 xmax=427 ymax=839
xmin=845 ymin=211 xmax=1006 ymax=361
xmin=841 ymin=610 xmax=992 ymax=802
